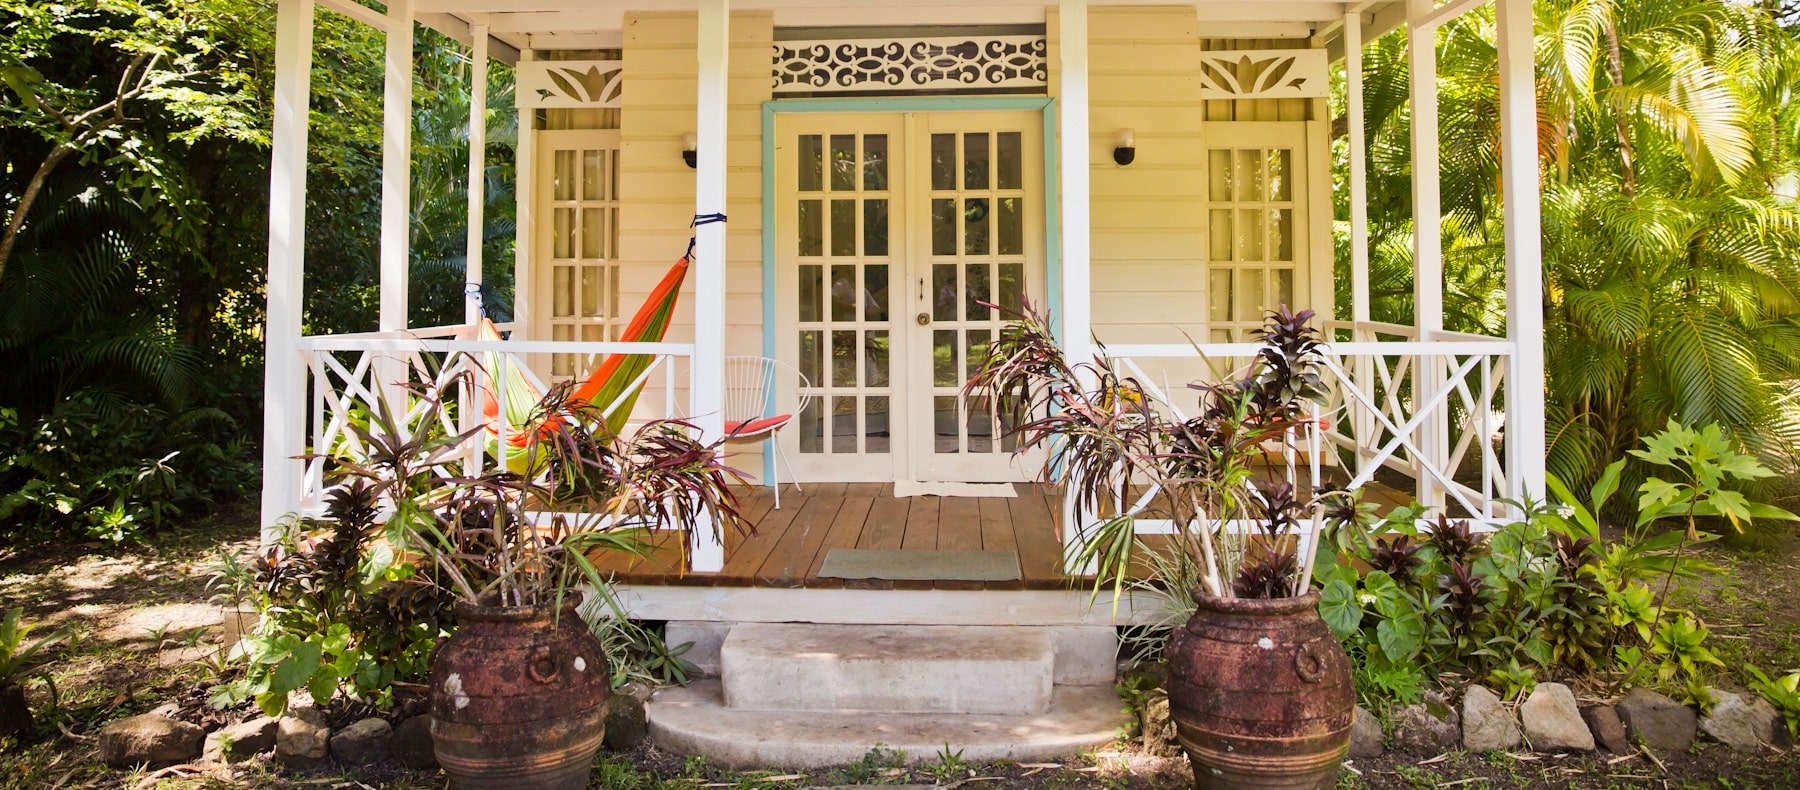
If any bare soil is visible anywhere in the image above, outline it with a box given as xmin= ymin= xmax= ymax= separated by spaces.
xmin=5 ymin=509 xmax=1800 ymax=789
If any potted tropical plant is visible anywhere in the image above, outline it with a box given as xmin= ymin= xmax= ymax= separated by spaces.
xmin=970 ymin=305 xmax=1354 ymax=789
xmin=324 ymin=376 xmax=744 ymax=789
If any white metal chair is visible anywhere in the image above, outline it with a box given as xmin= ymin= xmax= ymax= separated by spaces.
xmin=722 ymin=355 xmax=814 ymax=508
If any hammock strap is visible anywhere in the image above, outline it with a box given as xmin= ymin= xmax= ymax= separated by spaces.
xmin=464 ymin=281 xmax=485 ymax=319
xmin=685 ymin=212 xmax=729 ymax=260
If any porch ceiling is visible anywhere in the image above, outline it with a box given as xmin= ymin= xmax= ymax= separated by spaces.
xmin=381 ymin=0 xmax=1407 ymax=60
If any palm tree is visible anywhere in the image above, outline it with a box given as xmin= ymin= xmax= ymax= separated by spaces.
xmin=1338 ymin=0 xmax=1800 ymax=487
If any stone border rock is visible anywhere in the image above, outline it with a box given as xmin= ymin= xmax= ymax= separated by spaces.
xmin=1370 ymin=684 xmax=1785 ymax=759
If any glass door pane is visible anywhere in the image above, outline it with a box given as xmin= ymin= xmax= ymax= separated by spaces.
xmin=790 ymin=128 xmax=896 ymax=464
xmin=910 ymin=115 xmax=1040 ymax=482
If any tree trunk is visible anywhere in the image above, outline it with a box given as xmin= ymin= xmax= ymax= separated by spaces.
xmin=1603 ymin=21 xmax=1636 ymax=197
xmin=0 ymin=145 xmax=77 ymax=282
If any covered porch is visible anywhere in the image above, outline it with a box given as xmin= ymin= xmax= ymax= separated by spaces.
xmin=259 ymin=0 xmax=1548 ymax=584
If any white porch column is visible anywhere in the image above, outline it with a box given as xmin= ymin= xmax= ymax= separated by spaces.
xmin=1346 ymin=11 xmax=1370 ymax=326
xmin=379 ymin=0 xmax=415 ymax=332
xmin=1059 ymin=0 xmax=1092 ymax=362
xmin=513 ymin=49 xmax=535 ymax=336
xmin=1497 ymin=0 xmax=1547 ymax=506
xmin=261 ymin=0 xmax=314 ymax=543
xmin=1345 ymin=9 xmax=1379 ymax=463
xmin=1059 ymin=0 xmax=1094 ymax=574
xmin=690 ymin=0 xmax=730 ymax=573
xmin=465 ymin=24 xmax=488 ymax=326
xmin=1407 ymin=0 xmax=1448 ymax=507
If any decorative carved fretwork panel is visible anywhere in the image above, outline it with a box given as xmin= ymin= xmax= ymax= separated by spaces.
xmin=772 ymin=35 xmax=1047 ymax=95
xmin=1197 ymin=49 xmax=1329 ymax=99
xmin=516 ymin=60 xmax=623 ymax=109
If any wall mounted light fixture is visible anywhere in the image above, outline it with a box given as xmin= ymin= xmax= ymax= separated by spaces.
xmin=1113 ymin=128 xmax=1136 ymax=166
xmin=683 ymin=132 xmax=698 ymax=169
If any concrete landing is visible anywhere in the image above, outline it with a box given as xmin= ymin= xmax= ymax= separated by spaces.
xmin=721 ymin=623 xmax=1054 ymax=715
xmin=648 ymin=680 xmax=1127 ymax=768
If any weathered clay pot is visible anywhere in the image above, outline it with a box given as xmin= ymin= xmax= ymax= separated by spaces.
xmin=1166 ymin=590 xmax=1353 ymax=789
xmin=429 ymin=602 xmax=608 ymax=789
xmin=0 ymin=682 xmax=31 ymax=737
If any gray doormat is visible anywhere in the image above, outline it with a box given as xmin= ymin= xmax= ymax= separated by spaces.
xmin=817 ymin=549 xmax=1023 ymax=582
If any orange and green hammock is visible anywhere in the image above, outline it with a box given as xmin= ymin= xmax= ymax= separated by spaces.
xmin=475 ymin=251 xmax=690 ymax=472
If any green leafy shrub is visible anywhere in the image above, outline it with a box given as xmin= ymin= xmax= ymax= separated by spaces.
xmin=0 ymin=396 xmax=253 ymax=543
xmin=210 ymin=481 xmax=453 ymax=717
xmin=578 ymin=601 xmax=700 ymax=690
xmin=1746 ymin=666 xmax=1800 ymax=738
xmin=1317 ymin=421 xmax=1790 ymax=707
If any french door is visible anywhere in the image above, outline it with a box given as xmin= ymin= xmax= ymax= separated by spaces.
xmin=774 ymin=111 xmax=1045 ymax=483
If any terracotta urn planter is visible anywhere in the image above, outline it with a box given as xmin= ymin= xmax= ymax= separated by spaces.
xmin=1166 ymin=590 xmax=1353 ymax=789
xmin=428 ymin=602 xmax=609 ymax=789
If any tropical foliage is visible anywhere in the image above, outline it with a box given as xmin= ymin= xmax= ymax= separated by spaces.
xmin=0 ymin=1 xmax=517 ymax=542
xmin=1340 ymin=0 xmax=1800 ymax=488
xmin=1316 ymin=421 xmax=1794 ymax=707
xmin=969 ymin=304 xmax=1343 ymax=601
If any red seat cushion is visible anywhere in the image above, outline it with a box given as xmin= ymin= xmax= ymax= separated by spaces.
xmin=724 ymin=414 xmax=792 ymax=437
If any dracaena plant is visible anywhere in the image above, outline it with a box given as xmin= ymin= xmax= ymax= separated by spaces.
xmin=343 ymin=374 xmax=751 ymax=610
xmin=969 ymin=303 xmax=1335 ymax=600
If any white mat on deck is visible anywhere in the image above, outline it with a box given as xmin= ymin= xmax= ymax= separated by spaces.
xmin=892 ymin=481 xmax=1018 ymax=498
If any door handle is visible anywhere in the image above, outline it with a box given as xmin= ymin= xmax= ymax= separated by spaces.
xmin=916 ymin=312 xmax=931 ymax=326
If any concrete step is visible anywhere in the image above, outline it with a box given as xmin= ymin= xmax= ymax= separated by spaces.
xmin=669 ymin=621 xmax=1118 ymax=687
xmin=649 ymin=679 xmax=1126 ymax=768
xmin=720 ymin=623 xmax=1053 ymax=715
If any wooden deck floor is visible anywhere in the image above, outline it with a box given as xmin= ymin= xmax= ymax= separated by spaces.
xmin=590 ymin=478 xmax=1417 ymax=591
xmin=589 ymin=483 xmax=1068 ymax=590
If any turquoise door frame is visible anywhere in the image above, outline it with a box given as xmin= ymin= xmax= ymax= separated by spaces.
xmin=758 ymin=96 xmax=1063 ymax=483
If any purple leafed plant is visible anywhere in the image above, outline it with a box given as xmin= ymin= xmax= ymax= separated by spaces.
xmin=967 ymin=302 xmax=1342 ymax=599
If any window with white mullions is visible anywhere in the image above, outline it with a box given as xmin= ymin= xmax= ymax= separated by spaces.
xmin=542 ymin=132 xmax=622 ymax=380
xmin=1205 ymin=127 xmax=1306 ymax=342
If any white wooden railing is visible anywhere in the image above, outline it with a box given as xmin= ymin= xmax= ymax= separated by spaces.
xmin=291 ymin=323 xmax=693 ymax=512
xmin=1097 ymin=320 xmax=1515 ymax=531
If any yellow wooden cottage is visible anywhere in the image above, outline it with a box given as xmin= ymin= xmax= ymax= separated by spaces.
xmin=258 ymin=0 xmax=1547 ymax=765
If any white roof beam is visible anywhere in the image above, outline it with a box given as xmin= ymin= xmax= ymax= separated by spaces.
xmin=318 ymin=0 xmax=388 ymax=31
xmin=528 ymin=31 xmax=625 ymax=50
xmin=1195 ymin=22 xmax=1318 ymax=38
xmin=417 ymin=12 xmax=522 ymax=63
xmin=1193 ymin=2 xmax=1342 ymax=23
xmin=1411 ymin=0 xmax=1487 ymax=32
xmin=487 ymin=10 xmax=625 ymax=33
xmin=772 ymin=6 xmax=1046 ymax=26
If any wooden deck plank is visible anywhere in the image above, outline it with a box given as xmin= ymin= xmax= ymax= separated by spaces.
xmin=900 ymin=495 xmax=940 ymax=550
xmin=975 ymin=497 xmax=1023 ymax=591
xmin=753 ymin=484 xmax=848 ymax=586
xmin=894 ymin=495 xmax=942 ymax=589
xmin=720 ymin=489 xmax=779 ymax=561
xmin=1010 ymin=488 xmax=1065 ymax=589
xmin=977 ymin=496 xmax=1015 ymax=552
xmin=628 ymin=529 xmax=691 ymax=577
xmin=803 ymin=491 xmax=878 ymax=585
xmin=844 ymin=482 xmax=885 ymax=498
xmin=857 ymin=489 xmax=910 ymax=550
xmin=937 ymin=497 xmax=983 ymax=552
xmin=587 ymin=480 xmax=1426 ymax=588
xmin=718 ymin=492 xmax=808 ymax=582
xmin=933 ymin=496 xmax=986 ymax=590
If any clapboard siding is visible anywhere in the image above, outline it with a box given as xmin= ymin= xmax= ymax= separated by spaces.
xmin=1050 ymin=6 xmax=1210 ymax=348
xmin=527 ymin=8 xmax=1332 ymax=478
xmin=1044 ymin=8 xmax=1334 ymax=393
xmin=614 ymin=10 xmax=773 ymax=475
